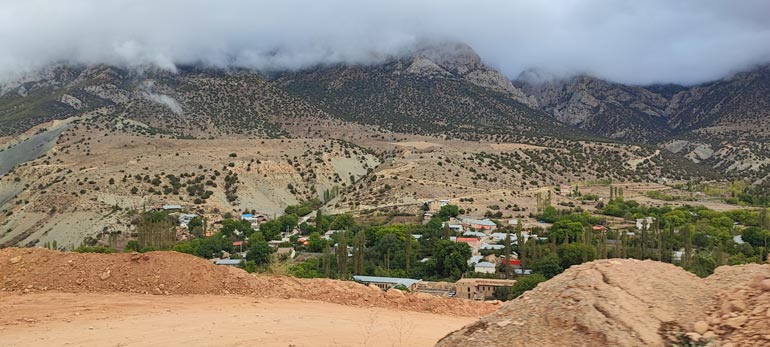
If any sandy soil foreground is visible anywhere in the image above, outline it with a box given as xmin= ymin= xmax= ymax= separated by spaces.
xmin=0 ymin=292 xmax=473 ymax=347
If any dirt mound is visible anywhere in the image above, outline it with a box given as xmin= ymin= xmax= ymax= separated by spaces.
xmin=437 ymin=259 xmax=716 ymax=347
xmin=437 ymin=259 xmax=770 ymax=347
xmin=686 ymin=267 xmax=770 ymax=346
xmin=707 ymin=263 xmax=769 ymax=290
xmin=0 ymin=248 xmax=496 ymax=317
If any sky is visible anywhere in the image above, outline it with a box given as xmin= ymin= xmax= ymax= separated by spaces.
xmin=1 ymin=0 xmax=769 ymax=85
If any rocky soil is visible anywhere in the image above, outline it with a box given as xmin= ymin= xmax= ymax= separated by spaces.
xmin=686 ymin=267 xmax=770 ymax=346
xmin=0 ymin=248 xmax=497 ymax=317
xmin=437 ymin=259 xmax=770 ymax=347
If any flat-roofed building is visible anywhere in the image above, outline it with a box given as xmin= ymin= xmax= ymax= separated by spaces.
xmin=455 ymin=278 xmax=518 ymax=300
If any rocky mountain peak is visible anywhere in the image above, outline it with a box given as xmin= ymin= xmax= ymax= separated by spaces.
xmin=404 ymin=42 xmax=537 ymax=107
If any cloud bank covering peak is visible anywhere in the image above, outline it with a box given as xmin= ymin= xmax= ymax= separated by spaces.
xmin=1 ymin=0 xmax=770 ymax=85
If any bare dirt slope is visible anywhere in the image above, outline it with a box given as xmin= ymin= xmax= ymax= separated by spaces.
xmin=0 ymin=292 xmax=473 ymax=347
xmin=437 ymin=259 xmax=770 ymax=347
xmin=693 ymin=265 xmax=770 ymax=347
xmin=0 ymin=248 xmax=496 ymax=317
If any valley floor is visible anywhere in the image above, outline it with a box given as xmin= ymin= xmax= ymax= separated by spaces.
xmin=0 ymin=292 xmax=473 ymax=347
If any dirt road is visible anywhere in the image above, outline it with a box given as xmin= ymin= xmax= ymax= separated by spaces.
xmin=0 ymin=292 xmax=473 ymax=347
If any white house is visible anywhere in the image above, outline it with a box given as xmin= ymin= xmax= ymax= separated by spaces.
xmin=322 ymin=229 xmax=343 ymax=240
xmin=214 ymin=259 xmax=242 ymax=266
xmin=479 ymin=243 xmax=505 ymax=251
xmin=460 ymin=217 xmax=498 ymax=231
xmin=636 ymin=217 xmax=656 ymax=230
xmin=445 ymin=223 xmax=464 ymax=233
xmin=463 ymin=231 xmax=486 ymax=238
xmin=474 ymin=261 xmax=496 ymax=274
xmin=468 ymin=255 xmax=483 ymax=266
xmin=178 ymin=213 xmax=197 ymax=227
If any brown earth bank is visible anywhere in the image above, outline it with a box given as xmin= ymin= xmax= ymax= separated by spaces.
xmin=436 ymin=259 xmax=770 ymax=347
xmin=0 ymin=248 xmax=497 ymax=317
xmin=0 ymin=292 xmax=474 ymax=347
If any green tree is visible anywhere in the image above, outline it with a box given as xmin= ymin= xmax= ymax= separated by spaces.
xmin=336 ymin=231 xmax=349 ymax=277
xmin=315 ymin=209 xmax=324 ymax=230
xmin=352 ymin=231 xmax=366 ymax=274
xmin=683 ymin=224 xmax=695 ymax=266
xmin=509 ymin=274 xmax=547 ymax=299
xmin=492 ymin=286 xmax=512 ymax=301
xmin=329 ymin=214 xmax=355 ymax=230
xmin=556 ymin=243 xmax=597 ymax=269
xmin=246 ymin=233 xmax=273 ymax=265
xmin=548 ymin=220 xmax=584 ymax=244
xmin=685 ymin=253 xmax=717 ymax=278
xmin=220 ymin=219 xmax=255 ymax=239
xmin=741 ymin=227 xmax=770 ymax=248
xmin=375 ymin=233 xmax=401 ymax=270
xmin=136 ymin=211 xmax=176 ymax=250
xmin=306 ymin=232 xmax=327 ymax=253
xmin=531 ymin=253 xmax=563 ymax=279
xmin=188 ymin=216 xmax=204 ymax=237
xmin=405 ymin=232 xmax=413 ymax=274
xmin=516 ymin=220 xmax=525 ymax=266
xmin=438 ymin=205 xmax=460 ymax=220
xmin=125 ymin=240 xmax=141 ymax=252
xmin=429 ymin=240 xmax=471 ymax=280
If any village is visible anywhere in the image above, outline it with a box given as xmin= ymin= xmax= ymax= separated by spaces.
xmin=115 ymin=186 xmax=738 ymax=303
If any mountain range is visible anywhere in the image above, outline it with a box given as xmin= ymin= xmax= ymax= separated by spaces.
xmin=1 ymin=42 xmax=769 ymax=183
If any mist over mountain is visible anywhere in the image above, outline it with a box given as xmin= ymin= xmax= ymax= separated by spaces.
xmin=2 ymin=0 xmax=770 ymax=85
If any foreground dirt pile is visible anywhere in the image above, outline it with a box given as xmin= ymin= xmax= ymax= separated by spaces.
xmin=684 ymin=265 xmax=770 ymax=347
xmin=0 ymin=248 xmax=496 ymax=317
xmin=437 ymin=259 xmax=770 ymax=347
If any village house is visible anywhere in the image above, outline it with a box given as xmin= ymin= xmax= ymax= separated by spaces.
xmin=230 ymin=241 xmax=247 ymax=254
xmin=459 ymin=217 xmax=497 ymax=231
xmin=636 ymin=217 xmax=656 ymax=230
xmin=352 ymin=276 xmax=422 ymax=291
xmin=322 ymin=229 xmax=343 ymax=240
xmin=455 ymin=237 xmax=481 ymax=253
xmin=479 ymin=243 xmax=505 ymax=252
xmin=178 ymin=213 xmax=197 ymax=227
xmin=422 ymin=212 xmax=434 ymax=224
xmin=214 ymin=259 xmax=242 ymax=266
xmin=276 ymin=247 xmax=296 ymax=259
xmin=445 ymin=222 xmax=464 ymax=233
xmin=462 ymin=231 xmax=486 ymax=238
xmin=467 ymin=255 xmax=483 ymax=266
xmin=455 ymin=278 xmax=517 ymax=300
xmin=473 ymin=261 xmax=496 ymax=274
xmin=242 ymin=213 xmax=268 ymax=228
xmin=161 ymin=204 xmax=182 ymax=211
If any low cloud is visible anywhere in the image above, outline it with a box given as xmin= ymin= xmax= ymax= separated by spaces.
xmin=140 ymin=81 xmax=183 ymax=115
xmin=1 ymin=0 xmax=769 ymax=85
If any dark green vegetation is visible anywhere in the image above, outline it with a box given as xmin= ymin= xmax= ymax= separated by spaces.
xmin=526 ymin=196 xmax=770 ymax=279
xmin=288 ymin=217 xmax=473 ymax=281
xmin=277 ymin=63 xmax=588 ymax=142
